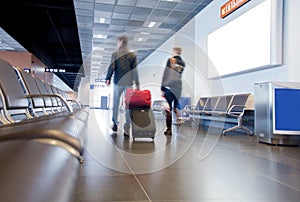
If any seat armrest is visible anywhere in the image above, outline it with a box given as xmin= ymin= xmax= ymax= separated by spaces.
xmin=27 ymin=94 xmax=73 ymax=112
xmin=227 ymin=105 xmax=246 ymax=117
xmin=67 ymin=99 xmax=83 ymax=108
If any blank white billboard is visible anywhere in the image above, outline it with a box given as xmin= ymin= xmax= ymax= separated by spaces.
xmin=207 ymin=0 xmax=282 ymax=78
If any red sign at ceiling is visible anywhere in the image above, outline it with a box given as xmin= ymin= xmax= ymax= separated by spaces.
xmin=220 ymin=0 xmax=250 ymax=18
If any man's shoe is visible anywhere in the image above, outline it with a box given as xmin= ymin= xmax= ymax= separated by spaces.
xmin=111 ymin=124 xmax=117 ymax=132
xmin=164 ymin=130 xmax=172 ymax=135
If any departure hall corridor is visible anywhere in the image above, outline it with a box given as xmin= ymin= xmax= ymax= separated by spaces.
xmin=73 ymin=108 xmax=300 ymax=202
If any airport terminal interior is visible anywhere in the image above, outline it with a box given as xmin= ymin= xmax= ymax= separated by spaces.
xmin=1 ymin=0 xmax=300 ymax=201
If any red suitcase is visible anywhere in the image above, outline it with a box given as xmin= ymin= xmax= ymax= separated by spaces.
xmin=124 ymin=88 xmax=156 ymax=141
xmin=125 ymin=88 xmax=151 ymax=109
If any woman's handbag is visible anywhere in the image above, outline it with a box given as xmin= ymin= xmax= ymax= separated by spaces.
xmin=169 ymin=58 xmax=184 ymax=73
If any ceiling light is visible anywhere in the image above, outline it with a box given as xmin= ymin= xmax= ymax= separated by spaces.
xmin=92 ymin=46 xmax=104 ymax=50
xmin=148 ymin=22 xmax=156 ymax=28
xmin=93 ymin=34 xmax=107 ymax=39
xmin=140 ymin=32 xmax=150 ymax=35
xmin=99 ymin=17 xmax=105 ymax=23
xmin=92 ymin=54 xmax=103 ymax=58
xmin=3 ymin=46 xmax=14 ymax=50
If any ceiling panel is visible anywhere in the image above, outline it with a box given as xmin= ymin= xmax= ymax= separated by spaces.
xmin=117 ymin=0 xmax=137 ymax=6
xmin=94 ymin=3 xmax=114 ymax=12
xmin=112 ymin=13 xmax=131 ymax=20
xmin=114 ymin=6 xmax=134 ymax=14
xmin=137 ymin=0 xmax=158 ymax=8
xmin=95 ymin=0 xmax=116 ymax=4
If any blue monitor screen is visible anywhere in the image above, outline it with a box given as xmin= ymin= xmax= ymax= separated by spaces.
xmin=274 ymin=88 xmax=300 ymax=131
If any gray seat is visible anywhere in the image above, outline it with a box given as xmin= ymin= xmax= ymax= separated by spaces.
xmin=0 ymin=94 xmax=10 ymax=125
xmin=192 ymin=97 xmax=209 ymax=115
xmin=223 ymin=93 xmax=253 ymax=135
xmin=202 ymin=96 xmax=219 ymax=113
xmin=211 ymin=95 xmax=233 ymax=114
xmin=16 ymin=67 xmax=48 ymax=116
xmin=187 ymin=93 xmax=252 ymax=136
xmin=34 ymin=76 xmax=59 ymax=113
xmin=0 ymin=59 xmax=32 ymax=122
xmin=0 ymin=58 xmax=88 ymax=162
xmin=0 ymin=140 xmax=79 ymax=202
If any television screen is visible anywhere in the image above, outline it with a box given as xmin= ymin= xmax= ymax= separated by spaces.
xmin=274 ymin=88 xmax=300 ymax=134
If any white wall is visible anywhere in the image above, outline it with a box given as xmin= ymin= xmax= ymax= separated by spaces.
xmin=284 ymin=0 xmax=300 ymax=81
xmin=77 ymin=77 xmax=90 ymax=106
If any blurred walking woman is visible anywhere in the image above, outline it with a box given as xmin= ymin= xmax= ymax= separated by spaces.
xmin=161 ymin=46 xmax=185 ymax=135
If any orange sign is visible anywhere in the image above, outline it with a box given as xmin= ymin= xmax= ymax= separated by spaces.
xmin=221 ymin=0 xmax=250 ymax=18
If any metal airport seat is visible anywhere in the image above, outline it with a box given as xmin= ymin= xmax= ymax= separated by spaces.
xmin=211 ymin=94 xmax=234 ymax=115
xmin=0 ymin=140 xmax=79 ymax=202
xmin=34 ymin=76 xmax=65 ymax=114
xmin=0 ymin=94 xmax=10 ymax=125
xmin=222 ymin=93 xmax=253 ymax=135
xmin=186 ymin=93 xmax=252 ymax=136
xmin=17 ymin=68 xmax=88 ymax=123
xmin=43 ymin=80 xmax=61 ymax=112
xmin=51 ymin=85 xmax=84 ymax=109
xmin=202 ymin=96 xmax=219 ymax=113
xmin=0 ymin=59 xmax=33 ymax=123
xmin=16 ymin=67 xmax=49 ymax=116
xmin=0 ymin=58 xmax=87 ymax=162
xmin=193 ymin=96 xmax=209 ymax=114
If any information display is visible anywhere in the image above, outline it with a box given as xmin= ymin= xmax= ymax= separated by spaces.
xmin=274 ymin=88 xmax=300 ymax=133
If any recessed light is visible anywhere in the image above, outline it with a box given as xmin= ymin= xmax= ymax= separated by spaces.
xmin=148 ymin=21 xmax=156 ymax=28
xmin=93 ymin=34 xmax=107 ymax=39
xmin=99 ymin=17 xmax=105 ymax=23
xmin=140 ymin=32 xmax=150 ymax=35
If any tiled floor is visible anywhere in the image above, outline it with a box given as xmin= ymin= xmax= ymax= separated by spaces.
xmin=73 ymin=109 xmax=300 ymax=202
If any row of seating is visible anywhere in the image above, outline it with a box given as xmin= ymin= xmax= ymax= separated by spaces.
xmin=0 ymin=58 xmax=88 ymax=201
xmin=184 ymin=93 xmax=253 ymax=135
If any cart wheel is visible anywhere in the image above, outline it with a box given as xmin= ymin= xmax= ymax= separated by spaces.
xmin=79 ymin=156 xmax=84 ymax=164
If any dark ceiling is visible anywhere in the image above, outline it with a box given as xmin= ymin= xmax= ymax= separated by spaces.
xmin=0 ymin=0 xmax=84 ymax=91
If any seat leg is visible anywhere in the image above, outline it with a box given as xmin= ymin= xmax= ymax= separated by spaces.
xmin=223 ymin=117 xmax=252 ymax=135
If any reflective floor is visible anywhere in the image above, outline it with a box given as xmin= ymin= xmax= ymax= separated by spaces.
xmin=73 ymin=109 xmax=300 ymax=202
